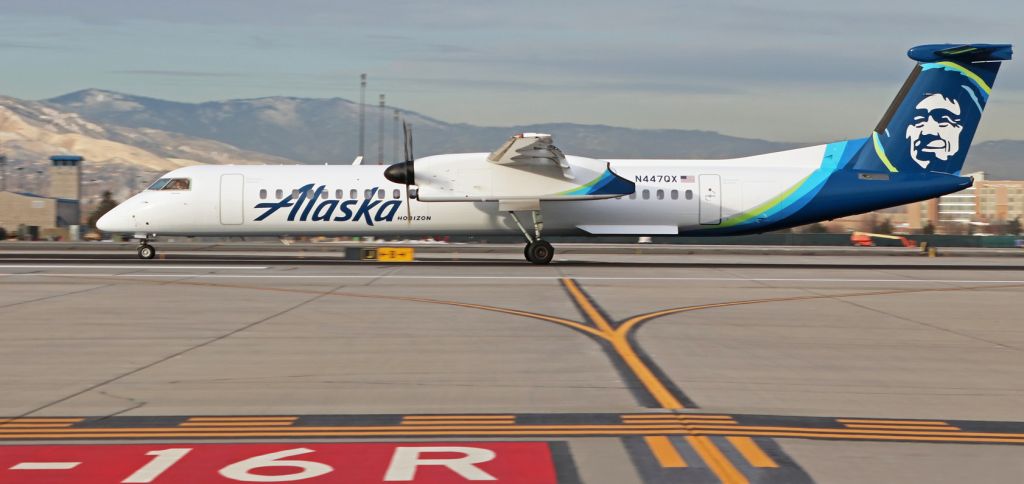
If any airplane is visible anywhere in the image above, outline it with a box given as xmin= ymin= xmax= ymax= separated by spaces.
xmin=98 ymin=43 xmax=1012 ymax=264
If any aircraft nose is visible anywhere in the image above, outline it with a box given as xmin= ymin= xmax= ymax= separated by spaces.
xmin=96 ymin=205 xmax=131 ymax=232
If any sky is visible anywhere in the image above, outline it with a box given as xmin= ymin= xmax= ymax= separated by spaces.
xmin=1 ymin=0 xmax=1022 ymax=142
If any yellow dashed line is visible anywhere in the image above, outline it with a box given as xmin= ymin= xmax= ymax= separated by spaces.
xmin=843 ymin=424 xmax=960 ymax=431
xmin=404 ymin=415 xmax=515 ymax=420
xmin=186 ymin=416 xmax=296 ymax=422
xmin=838 ymin=418 xmax=949 ymax=425
xmin=0 ymin=422 xmax=1020 ymax=445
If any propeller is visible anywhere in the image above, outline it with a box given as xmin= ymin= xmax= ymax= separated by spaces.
xmin=404 ymin=122 xmax=413 ymax=224
xmin=383 ymin=121 xmax=416 ymax=223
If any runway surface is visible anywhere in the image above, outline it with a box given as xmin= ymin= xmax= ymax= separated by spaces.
xmin=1 ymin=250 xmax=1022 ymax=483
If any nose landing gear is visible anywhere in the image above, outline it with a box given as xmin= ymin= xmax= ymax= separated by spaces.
xmin=137 ymin=243 xmax=156 ymax=260
xmin=134 ymin=233 xmax=157 ymax=260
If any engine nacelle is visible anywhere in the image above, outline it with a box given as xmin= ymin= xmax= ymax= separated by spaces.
xmin=410 ymin=153 xmax=633 ymax=202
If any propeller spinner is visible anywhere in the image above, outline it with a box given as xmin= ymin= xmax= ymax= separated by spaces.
xmin=383 ymin=160 xmax=414 ymax=185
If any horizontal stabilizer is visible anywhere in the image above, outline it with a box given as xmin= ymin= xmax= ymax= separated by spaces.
xmin=907 ymin=43 xmax=1012 ymax=63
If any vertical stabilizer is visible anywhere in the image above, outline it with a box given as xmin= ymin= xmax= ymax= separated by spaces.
xmin=852 ymin=43 xmax=1012 ymax=175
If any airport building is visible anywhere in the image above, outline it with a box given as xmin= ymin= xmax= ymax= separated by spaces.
xmin=0 ymin=155 xmax=83 ymax=239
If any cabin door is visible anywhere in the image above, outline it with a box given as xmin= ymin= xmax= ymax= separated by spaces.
xmin=698 ymin=174 xmax=722 ymax=225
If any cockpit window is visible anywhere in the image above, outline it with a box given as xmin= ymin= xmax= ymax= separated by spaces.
xmin=148 ymin=178 xmax=171 ymax=190
xmin=162 ymin=178 xmax=191 ymax=190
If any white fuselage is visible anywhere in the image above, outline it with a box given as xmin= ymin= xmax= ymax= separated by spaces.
xmin=98 ymin=145 xmax=827 ymax=237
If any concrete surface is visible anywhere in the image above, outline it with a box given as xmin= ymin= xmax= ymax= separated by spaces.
xmin=0 ymin=251 xmax=1022 ymax=483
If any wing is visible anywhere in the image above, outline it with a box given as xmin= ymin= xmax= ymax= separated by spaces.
xmin=487 ymin=133 xmax=573 ymax=179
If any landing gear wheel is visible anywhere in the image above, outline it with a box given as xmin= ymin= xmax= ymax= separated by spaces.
xmin=525 ymin=240 xmax=554 ymax=265
xmin=137 ymin=244 xmax=156 ymax=260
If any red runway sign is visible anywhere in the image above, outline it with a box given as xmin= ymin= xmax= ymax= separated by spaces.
xmin=0 ymin=442 xmax=559 ymax=483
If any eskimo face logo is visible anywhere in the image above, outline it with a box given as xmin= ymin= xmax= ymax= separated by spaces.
xmin=253 ymin=184 xmax=401 ymax=225
xmin=905 ymin=93 xmax=963 ymax=169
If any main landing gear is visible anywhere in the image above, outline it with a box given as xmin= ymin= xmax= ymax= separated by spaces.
xmin=135 ymin=235 xmax=156 ymax=260
xmin=509 ymin=210 xmax=554 ymax=264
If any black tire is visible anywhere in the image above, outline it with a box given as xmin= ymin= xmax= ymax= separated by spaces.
xmin=526 ymin=240 xmax=554 ymax=265
xmin=138 ymin=244 xmax=156 ymax=260
xmin=524 ymin=244 xmax=532 ymax=262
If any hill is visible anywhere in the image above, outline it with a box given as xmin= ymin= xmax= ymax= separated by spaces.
xmin=46 ymin=89 xmax=798 ymax=163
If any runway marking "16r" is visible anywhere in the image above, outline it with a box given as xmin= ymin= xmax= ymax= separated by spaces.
xmin=0 ymin=443 xmax=560 ymax=483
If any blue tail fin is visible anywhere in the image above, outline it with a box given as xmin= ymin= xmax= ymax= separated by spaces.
xmin=852 ymin=43 xmax=1012 ymax=175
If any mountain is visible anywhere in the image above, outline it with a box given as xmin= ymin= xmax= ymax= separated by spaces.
xmin=3 ymin=89 xmax=1017 ymax=181
xmin=0 ymin=95 xmax=297 ymax=170
xmin=46 ymin=89 xmax=798 ymax=164
xmin=963 ymin=140 xmax=1024 ymax=180
xmin=0 ymin=95 xmax=301 ymax=200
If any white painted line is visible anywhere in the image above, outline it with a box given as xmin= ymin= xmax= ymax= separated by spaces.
xmin=0 ymin=265 xmax=268 ymax=270
xmin=0 ymin=273 xmax=1022 ymax=284
xmin=11 ymin=462 xmax=81 ymax=470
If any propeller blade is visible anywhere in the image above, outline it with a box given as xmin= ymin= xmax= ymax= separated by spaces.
xmin=402 ymin=120 xmax=413 ymax=224
xmin=405 ymin=189 xmax=412 ymax=225
xmin=402 ymin=121 xmax=412 ymax=162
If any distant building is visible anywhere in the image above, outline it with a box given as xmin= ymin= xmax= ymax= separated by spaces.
xmin=0 ymin=155 xmax=83 ymax=239
xmin=830 ymin=172 xmax=1024 ymax=234
xmin=0 ymin=191 xmax=80 ymax=233
xmin=975 ymin=179 xmax=1024 ymax=224
xmin=49 ymin=155 xmax=83 ymax=202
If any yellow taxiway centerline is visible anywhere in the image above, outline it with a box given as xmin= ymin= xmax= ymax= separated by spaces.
xmin=643 ymin=435 xmax=688 ymax=468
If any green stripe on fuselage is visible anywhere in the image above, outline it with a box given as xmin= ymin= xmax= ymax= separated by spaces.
xmin=719 ymin=174 xmax=811 ymax=228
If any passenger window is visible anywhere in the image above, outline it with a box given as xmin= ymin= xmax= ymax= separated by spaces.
xmin=364 ymin=189 xmax=372 ymax=199
xmin=321 ymin=190 xmax=328 ymax=200
xmin=685 ymin=189 xmax=694 ymax=200
xmin=393 ymin=189 xmax=401 ymax=199
xmin=629 ymin=192 xmax=637 ymax=200
xmin=670 ymin=190 xmax=679 ymax=200
xmin=148 ymin=179 xmax=171 ymax=190
xmin=259 ymin=189 xmax=267 ymax=200
xmin=161 ymin=178 xmax=190 ymax=190
xmin=276 ymin=189 xmax=283 ymax=199
xmin=656 ymin=189 xmax=665 ymax=200
xmin=642 ymin=189 xmax=650 ymax=200
xmin=292 ymin=189 xmax=300 ymax=198
xmin=336 ymin=189 xmax=343 ymax=199
xmin=377 ymin=189 xmax=385 ymax=200
xmin=350 ymin=189 xmax=358 ymax=199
